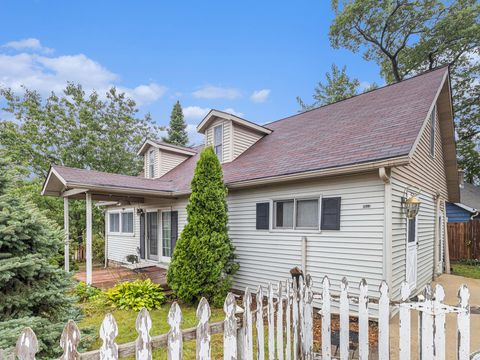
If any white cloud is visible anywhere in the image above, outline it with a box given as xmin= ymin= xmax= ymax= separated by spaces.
xmin=223 ymin=108 xmax=244 ymax=118
xmin=2 ymin=38 xmax=53 ymax=54
xmin=250 ymin=89 xmax=270 ymax=103
xmin=359 ymin=81 xmax=372 ymax=91
xmin=183 ymin=106 xmax=210 ymax=120
xmin=186 ymin=123 xmax=204 ymax=145
xmin=192 ymin=85 xmax=241 ymax=99
xmin=0 ymin=45 xmax=167 ymax=105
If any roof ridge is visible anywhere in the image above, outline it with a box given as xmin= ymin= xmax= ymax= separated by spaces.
xmin=263 ymin=65 xmax=449 ymax=127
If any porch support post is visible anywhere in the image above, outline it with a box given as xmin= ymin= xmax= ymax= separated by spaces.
xmin=64 ymin=197 xmax=70 ymax=272
xmin=86 ymin=192 xmax=93 ymax=285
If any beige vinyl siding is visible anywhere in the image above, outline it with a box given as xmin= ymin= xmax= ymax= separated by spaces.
xmin=205 ymin=118 xmax=233 ymax=162
xmin=390 ymin=103 xmax=448 ymax=299
xmin=393 ymin=106 xmax=448 ymax=199
xmin=228 ymin=172 xmax=385 ymax=302
xmin=159 ymin=151 xmax=189 ymax=177
xmin=106 ymin=197 xmax=188 ymax=265
xmin=233 ymin=124 xmax=263 ymax=159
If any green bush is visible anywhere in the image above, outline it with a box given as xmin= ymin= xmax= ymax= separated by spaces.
xmin=104 ymin=279 xmax=165 ymax=311
xmin=167 ymin=147 xmax=239 ymax=307
xmin=75 ymin=282 xmax=102 ymax=302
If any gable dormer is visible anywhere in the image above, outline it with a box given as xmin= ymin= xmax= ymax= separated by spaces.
xmin=197 ymin=109 xmax=272 ymax=163
xmin=137 ymin=140 xmax=196 ymax=178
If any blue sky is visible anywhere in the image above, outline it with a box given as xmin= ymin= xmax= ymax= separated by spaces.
xmin=0 ymin=0 xmax=383 ymax=144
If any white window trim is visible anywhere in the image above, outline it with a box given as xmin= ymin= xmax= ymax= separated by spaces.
xmin=108 ymin=209 xmax=135 ymax=236
xmin=269 ymin=195 xmax=323 ymax=233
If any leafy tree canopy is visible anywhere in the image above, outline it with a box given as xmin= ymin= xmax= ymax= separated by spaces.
xmin=162 ymin=100 xmax=189 ymax=146
xmin=329 ymin=0 xmax=480 ymax=183
xmin=0 ymin=83 xmax=161 ymax=178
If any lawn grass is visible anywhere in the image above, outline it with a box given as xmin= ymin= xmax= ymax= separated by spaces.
xmin=451 ymin=262 xmax=480 ymax=279
xmin=79 ymin=302 xmax=225 ymax=359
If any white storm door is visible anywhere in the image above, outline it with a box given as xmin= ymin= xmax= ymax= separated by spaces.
xmin=406 ymin=216 xmax=418 ymax=291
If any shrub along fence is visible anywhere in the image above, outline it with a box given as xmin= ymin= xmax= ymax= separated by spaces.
xmin=448 ymin=219 xmax=480 ymax=261
xmin=2 ymin=274 xmax=474 ymax=360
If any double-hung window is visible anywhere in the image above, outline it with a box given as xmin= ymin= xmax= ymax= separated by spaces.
xmin=214 ymin=125 xmax=223 ymax=161
xmin=149 ymin=150 xmax=155 ymax=178
xmin=109 ymin=210 xmax=134 ymax=234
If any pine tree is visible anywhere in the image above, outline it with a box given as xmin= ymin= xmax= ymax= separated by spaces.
xmin=163 ymin=101 xmax=189 ymax=146
xmin=0 ymin=159 xmax=80 ymax=359
xmin=167 ymin=147 xmax=238 ymax=306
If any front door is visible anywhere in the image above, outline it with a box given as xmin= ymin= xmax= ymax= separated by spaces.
xmin=406 ymin=216 xmax=418 ymax=290
xmin=146 ymin=211 xmax=159 ymax=261
xmin=161 ymin=211 xmax=178 ymax=262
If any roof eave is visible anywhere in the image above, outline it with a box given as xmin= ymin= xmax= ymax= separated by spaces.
xmin=197 ymin=109 xmax=272 ymax=135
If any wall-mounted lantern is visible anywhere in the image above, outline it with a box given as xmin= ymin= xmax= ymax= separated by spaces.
xmin=402 ymin=188 xmax=421 ymax=219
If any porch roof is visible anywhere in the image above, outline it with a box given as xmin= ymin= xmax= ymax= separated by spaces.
xmin=41 ymin=165 xmax=176 ymax=202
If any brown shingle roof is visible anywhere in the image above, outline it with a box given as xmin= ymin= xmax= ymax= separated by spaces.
xmin=161 ymin=67 xmax=448 ymax=191
xmin=52 ymin=166 xmax=175 ymax=192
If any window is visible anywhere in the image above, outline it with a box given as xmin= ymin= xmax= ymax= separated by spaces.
xmin=274 ymin=200 xmax=294 ymax=229
xmin=162 ymin=211 xmax=172 ymax=257
xmin=109 ymin=213 xmax=120 ymax=233
xmin=121 ymin=212 xmax=134 ymax=233
xmin=430 ymin=105 xmax=436 ymax=158
xmin=321 ymin=197 xmax=341 ymax=230
xmin=109 ymin=210 xmax=134 ymax=234
xmin=296 ymin=199 xmax=319 ymax=229
xmin=214 ymin=125 xmax=223 ymax=161
xmin=407 ymin=217 xmax=416 ymax=243
xmin=149 ymin=150 xmax=155 ymax=178
xmin=256 ymin=203 xmax=270 ymax=230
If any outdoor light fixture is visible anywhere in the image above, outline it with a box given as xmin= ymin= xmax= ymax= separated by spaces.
xmin=402 ymin=188 xmax=421 ymax=219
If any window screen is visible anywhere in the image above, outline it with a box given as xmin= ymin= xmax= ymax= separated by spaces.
xmin=109 ymin=213 xmax=120 ymax=232
xmin=274 ymin=200 xmax=294 ymax=228
xmin=296 ymin=199 xmax=319 ymax=229
xmin=321 ymin=197 xmax=341 ymax=230
xmin=149 ymin=150 xmax=155 ymax=178
xmin=214 ymin=125 xmax=223 ymax=161
xmin=121 ymin=212 xmax=134 ymax=233
xmin=408 ymin=217 xmax=416 ymax=243
xmin=256 ymin=203 xmax=270 ymax=230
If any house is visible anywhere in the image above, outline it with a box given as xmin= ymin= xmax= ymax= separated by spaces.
xmin=42 ymin=66 xmax=460 ymax=301
xmin=446 ymin=182 xmax=480 ymax=222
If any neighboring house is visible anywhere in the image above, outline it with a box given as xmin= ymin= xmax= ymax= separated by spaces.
xmin=42 ymin=67 xmax=459 ymax=301
xmin=446 ymin=183 xmax=480 ymax=222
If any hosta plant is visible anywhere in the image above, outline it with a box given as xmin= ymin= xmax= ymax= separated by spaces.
xmin=104 ymin=279 xmax=165 ymax=311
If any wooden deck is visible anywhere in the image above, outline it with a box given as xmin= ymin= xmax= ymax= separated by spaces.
xmin=74 ymin=265 xmax=167 ymax=289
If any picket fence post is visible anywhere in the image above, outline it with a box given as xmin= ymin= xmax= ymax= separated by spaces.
xmin=321 ymin=276 xmax=331 ymax=360
xmin=399 ymin=282 xmax=411 ymax=360
xmin=358 ymin=279 xmax=369 ymax=360
xmin=224 ymin=293 xmax=238 ymax=360
xmin=99 ymin=313 xmax=118 ymax=360
xmin=196 ymin=297 xmax=211 ymax=360
xmin=59 ymin=319 xmax=81 ymax=360
xmin=243 ymin=288 xmax=253 ymax=360
xmin=378 ymin=281 xmax=390 ymax=360
xmin=292 ymin=279 xmax=300 ymax=360
xmin=15 ymin=328 xmax=38 ymax=360
xmin=285 ymin=280 xmax=292 ymax=360
xmin=339 ymin=277 xmax=349 ymax=360
xmin=457 ymin=285 xmax=470 ymax=360
xmin=267 ymin=283 xmax=275 ymax=360
xmin=167 ymin=302 xmax=182 ymax=360
xmin=276 ymin=282 xmax=284 ymax=360
xmin=135 ymin=308 xmax=152 ymax=360
xmin=256 ymin=286 xmax=265 ymax=360
xmin=434 ymin=284 xmax=446 ymax=360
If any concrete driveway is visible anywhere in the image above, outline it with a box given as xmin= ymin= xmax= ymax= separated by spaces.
xmin=389 ymin=274 xmax=480 ymax=360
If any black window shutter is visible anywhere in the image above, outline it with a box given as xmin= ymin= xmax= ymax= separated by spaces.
xmin=321 ymin=197 xmax=341 ymax=230
xmin=139 ymin=212 xmax=145 ymax=259
xmin=171 ymin=211 xmax=179 ymax=251
xmin=256 ymin=203 xmax=270 ymax=230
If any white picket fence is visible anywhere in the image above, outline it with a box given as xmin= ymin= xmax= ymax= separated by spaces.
xmin=2 ymin=274 xmax=475 ymax=360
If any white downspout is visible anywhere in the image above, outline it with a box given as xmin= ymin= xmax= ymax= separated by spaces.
xmin=379 ymin=167 xmax=392 ymax=289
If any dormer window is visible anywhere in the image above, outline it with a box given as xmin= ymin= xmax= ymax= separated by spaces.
xmin=214 ymin=125 xmax=223 ymax=161
xmin=149 ymin=150 xmax=155 ymax=178
xmin=430 ymin=105 xmax=436 ymax=158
